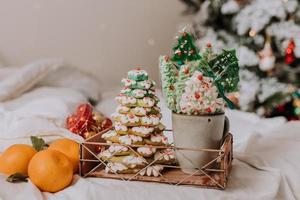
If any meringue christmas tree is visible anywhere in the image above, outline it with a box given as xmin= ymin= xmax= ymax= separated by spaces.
xmin=160 ymin=30 xmax=239 ymax=115
xmin=171 ymin=31 xmax=201 ymax=66
xmin=98 ymin=69 xmax=175 ymax=177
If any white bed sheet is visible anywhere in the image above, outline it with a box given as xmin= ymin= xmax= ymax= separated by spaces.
xmin=1 ymin=80 xmax=300 ymax=199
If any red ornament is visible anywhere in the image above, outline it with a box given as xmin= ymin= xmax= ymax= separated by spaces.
xmin=287 ymin=116 xmax=299 ymax=121
xmin=76 ymin=104 xmax=93 ymax=121
xmin=276 ymin=104 xmax=285 ymax=113
xmin=67 ymin=103 xmax=95 ymax=135
xmin=197 ymin=74 xmax=203 ymax=81
xmin=285 ymin=39 xmax=296 ymax=65
xmin=194 ymin=92 xmax=201 ymax=99
xmin=66 ymin=103 xmax=112 ymax=138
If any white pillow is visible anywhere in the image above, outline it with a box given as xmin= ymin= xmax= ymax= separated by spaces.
xmin=0 ymin=59 xmax=62 ymax=101
xmin=38 ymin=66 xmax=101 ymax=101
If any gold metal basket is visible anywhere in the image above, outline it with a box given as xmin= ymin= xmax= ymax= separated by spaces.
xmin=79 ymin=128 xmax=233 ymax=190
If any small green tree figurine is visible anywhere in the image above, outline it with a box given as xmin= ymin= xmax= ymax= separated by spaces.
xmin=171 ymin=31 xmax=201 ymax=66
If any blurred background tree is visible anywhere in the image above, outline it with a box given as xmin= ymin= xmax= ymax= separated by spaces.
xmin=180 ymin=0 xmax=300 ymax=120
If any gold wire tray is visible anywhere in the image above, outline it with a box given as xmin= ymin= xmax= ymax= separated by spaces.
xmin=79 ymin=128 xmax=233 ymax=190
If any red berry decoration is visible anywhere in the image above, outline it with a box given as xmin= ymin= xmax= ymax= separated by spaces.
xmin=205 ymin=108 xmax=212 ymax=113
xmin=285 ymin=39 xmax=296 ymax=65
xmin=194 ymin=92 xmax=201 ymax=99
xmin=276 ymin=104 xmax=285 ymax=113
xmin=197 ymin=74 xmax=203 ymax=80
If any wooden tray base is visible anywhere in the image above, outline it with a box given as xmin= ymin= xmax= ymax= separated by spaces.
xmin=79 ymin=129 xmax=233 ymax=190
xmin=88 ymin=168 xmax=227 ymax=190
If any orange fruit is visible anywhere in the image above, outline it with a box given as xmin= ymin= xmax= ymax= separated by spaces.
xmin=28 ymin=149 xmax=73 ymax=193
xmin=48 ymin=138 xmax=79 ymax=173
xmin=0 ymin=144 xmax=37 ymax=175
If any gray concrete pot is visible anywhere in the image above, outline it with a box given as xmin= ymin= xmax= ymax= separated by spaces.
xmin=172 ymin=112 xmax=229 ymax=174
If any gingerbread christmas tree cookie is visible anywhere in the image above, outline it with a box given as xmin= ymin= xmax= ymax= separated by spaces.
xmin=99 ymin=68 xmax=176 ymax=177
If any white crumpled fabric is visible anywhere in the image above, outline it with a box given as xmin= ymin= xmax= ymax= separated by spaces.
xmin=1 ymin=79 xmax=300 ymax=200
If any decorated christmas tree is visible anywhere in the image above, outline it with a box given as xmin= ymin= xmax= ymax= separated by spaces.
xmin=160 ymin=30 xmax=239 ymax=114
xmin=171 ymin=30 xmax=201 ymax=66
xmin=180 ymin=0 xmax=300 ymax=120
xmin=98 ymin=69 xmax=176 ymax=176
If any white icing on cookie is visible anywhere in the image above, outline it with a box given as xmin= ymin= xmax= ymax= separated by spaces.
xmin=113 ymin=113 xmax=139 ymax=125
xmin=141 ymin=115 xmax=160 ymax=126
xmin=120 ymin=87 xmax=131 ymax=94
xmin=139 ymin=165 xmax=163 ymax=177
xmin=105 ymin=162 xmax=128 ymax=173
xmin=128 ymin=69 xmax=148 ymax=79
xmin=150 ymin=133 xmax=168 ymax=144
xmin=141 ymin=97 xmax=155 ymax=107
xmin=132 ymin=89 xmax=147 ymax=98
xmin=102 ymin=130 xmax=117 ymax=139
xmin=121 ymin=78 xmax=136 ymax=87
xmin=129 ymin=134 xmax=143 ymax=143
xmin=122 ymin=156 xmax=146 ymax=166
xmin=108 ymin=145 xmax=129 ymax=153
xmin=121 ymin=78 xmax=154 ymax=90
xmin=116 ymin=94 xmax=137 ymax=105
xmin=119 ymin=134 xmax=143 ymax=145
xmin=154 ymin=149 xmax=175 ymax=161
xmin=179 ymin=71 xmax=224 ymax=115
xmin=123 ymin=114 xmax=139 ymax=124
xmin=139 ymin=80 xmax=154 ymax=89
xmin=137 ymin=146 xmax=156 ymax=156
xmin=132 ymin=107 xmax=147 ymax=115
xmin=119 ymin=135 xmax=131 ymax=145
xmin=131 ymin=126 xmax=154 ymax=136
xmin=114 ymin=122 xmax=128 ymax=132
xmin=98 ymin=150 xmax=112 ymax=159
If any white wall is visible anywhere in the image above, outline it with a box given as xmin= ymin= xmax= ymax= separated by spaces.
xmin=0 ymin=0 xmax=189 ymax=88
